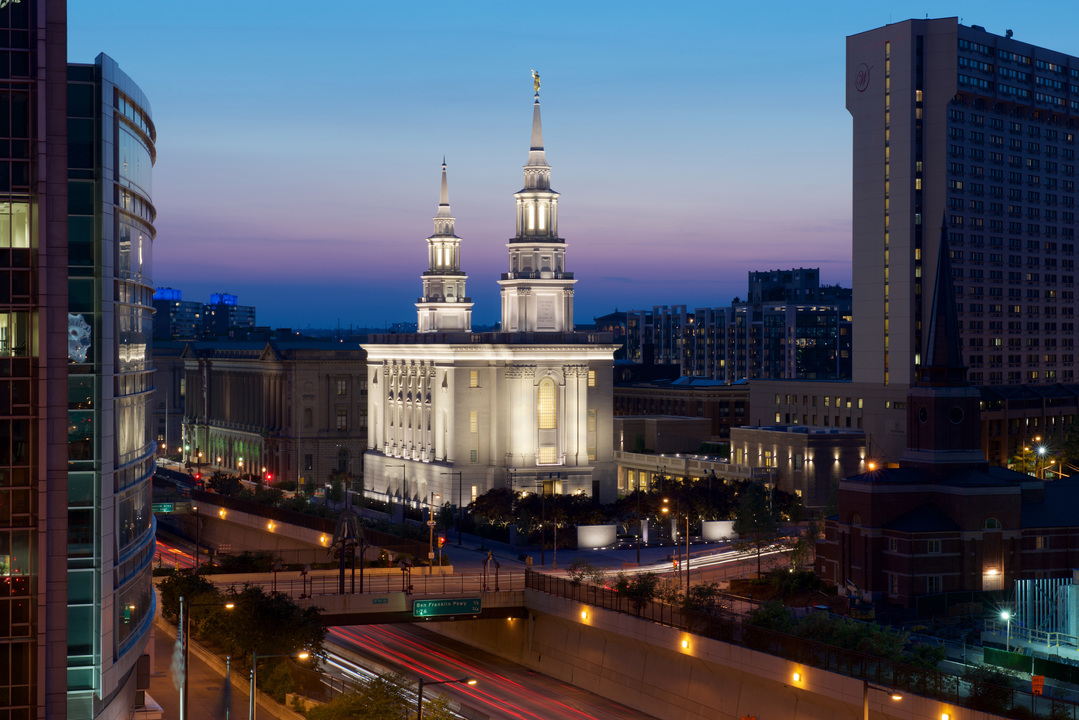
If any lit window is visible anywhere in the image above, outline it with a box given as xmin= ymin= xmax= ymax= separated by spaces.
xmin=588 ymin=370 xmax=596 ymax=387
xmin=538 ymin=378 xmax=556 ymax=430
xmin=469 ymin=370 xmax=478 ymax=388
xmin=470 ymin=411 xmax=478 ymax=433
xmin=538 ymin=446 xmax=557 ymax=464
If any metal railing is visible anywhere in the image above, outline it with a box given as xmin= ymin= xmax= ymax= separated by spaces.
xmin=526 ymin=570 xmax=1079 ymax=719
xmin=214 ymin=570 xmax=528 ymax=598
xmin=984 ymin=618 xmax=1079 ymax=651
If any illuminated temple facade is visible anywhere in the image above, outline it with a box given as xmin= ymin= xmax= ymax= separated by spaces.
xmin=363 ymin=86 xmax=617 ymax=509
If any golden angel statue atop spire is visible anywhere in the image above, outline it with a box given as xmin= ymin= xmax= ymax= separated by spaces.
xmin=531 ymin=68 xmax=540 ymax=94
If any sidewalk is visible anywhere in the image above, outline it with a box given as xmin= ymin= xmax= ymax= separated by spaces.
xmin=148 ymin=614 xmax=301 ymax=720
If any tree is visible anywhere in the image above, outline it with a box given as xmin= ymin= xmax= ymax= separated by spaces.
xmin=787 ymin=519 xmax=820 ymax=569
xmin=469 ymin=487 xmax=517 ymax=528
xmin=207 ymin=584 xmax=326 ymax=667
xmin=307 ymin=672 xmax=457 ymax=720
xmin=207 ymin=471 xmax=243 ymax=497
xmin=683 ymin=581 xmax=730 ymax=616
xmin=612 ymin=571 xmax=660 ymax=616
xmin=744 ymin=601 xmax=795 ymax=633
xmin=567 ymin=558 xmax=609 ymax=586
xmin=327 ymin=475 xmax=345 ymax=503
xmin=157 ymin=570 xmax=219 ymax=622
xmin=732 ymin=480 xmax=782 ymax=577
xmin=1062 ymin=423 xmax=1079 ymax=469
xmin=963 ymin=664 xmax=1018 ymax=714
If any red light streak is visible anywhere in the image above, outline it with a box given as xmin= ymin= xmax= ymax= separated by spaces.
xmin=330 ymin=625 xmax=623 ymax=720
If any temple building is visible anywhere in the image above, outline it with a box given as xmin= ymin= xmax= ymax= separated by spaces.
xmin=363 ymin=80 xmax=618 ymax=512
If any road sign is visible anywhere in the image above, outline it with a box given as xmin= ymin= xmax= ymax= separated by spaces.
xmin=1032 ymin=675 xmax=1045 ymax=695
xmin=426 ymin=520 xmax=437 ymax=527
xmin=413 ymin=597 xmax=482 ymax=618
xmin=152 ymin=503 xmax=174 ymax=513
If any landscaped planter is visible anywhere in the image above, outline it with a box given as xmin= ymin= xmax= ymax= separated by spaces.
xmin=577 ymin=524 xmax=617 ymax=549
xmin=701 ymin=520 xmax=737 ymax=541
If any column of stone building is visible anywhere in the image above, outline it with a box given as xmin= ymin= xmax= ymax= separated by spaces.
xmin=564 ymin=366 xmax=579 ymax=466
xmin=575 ymin=366 xmax=589 ymax=467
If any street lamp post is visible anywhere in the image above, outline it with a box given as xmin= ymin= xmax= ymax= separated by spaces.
xmin=179 ymin=597 xmax=234 ymax=720
xmin=249 ymin=650 xmax=309 ymax=720
xmin=862 ymin=679 xmax=902 ymax=720
xmin=416 ymin=676 xmax=477 ymax=720
xmin=533 ymin=482 xmax=547 ymax=566
xmin=661 ymin=497 xmax=690 ymax=591
xmin=427 ymin=492 xmax=440 ymax=568
xmin=636 ymin=485 xmax=642 ymax=565
xmin=1002 ymin=610 xmax=1012 ymax=652
xmin=192 ymin=506 xmax=200 ymax=572
xmin=440 ymin=471 xmax=464 ymax=546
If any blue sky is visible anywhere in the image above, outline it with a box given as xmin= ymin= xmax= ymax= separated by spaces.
xmin=68 ymin=1 xmax=1079 ymax=329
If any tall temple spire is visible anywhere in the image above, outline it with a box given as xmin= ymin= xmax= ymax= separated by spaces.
xmin=526 ymin=91 xmax=548 ymax=175
xmin=416 ymin=160 xmax=472 ymax=333
xmin=498 ymin=73 xmax=577 ymax=333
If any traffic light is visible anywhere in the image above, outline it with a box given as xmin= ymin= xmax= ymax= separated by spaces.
xmin=265 ymin=473 xmax=272 ymax=482
xmin=438 ymin=535 xmax=445 ymax=548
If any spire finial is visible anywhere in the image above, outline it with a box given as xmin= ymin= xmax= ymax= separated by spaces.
xmin=436 ymin=159 xmax=451 ymax=217
xmin=531 ymin=68 xmax=540 ymax=96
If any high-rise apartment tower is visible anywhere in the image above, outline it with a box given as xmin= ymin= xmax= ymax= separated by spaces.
xmin=849 ymin=18 xmax=1079 ymax=387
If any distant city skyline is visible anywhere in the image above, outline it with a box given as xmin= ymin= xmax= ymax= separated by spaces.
xmin=67 ymin=1 xmax=1079 ymax=328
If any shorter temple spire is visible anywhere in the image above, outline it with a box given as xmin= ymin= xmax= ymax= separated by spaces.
xmin=436 ymin=159 xmax=451 ymax=219
xmin=416 ymin=160 xmax=471 ymax=333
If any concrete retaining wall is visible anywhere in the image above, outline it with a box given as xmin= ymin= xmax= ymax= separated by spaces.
xmin=431 ymin=590 xmax=1005 ymax=720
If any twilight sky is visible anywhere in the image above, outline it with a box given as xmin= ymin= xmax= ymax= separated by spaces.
xmin=68 ymin=1 xmax=1079 ymax=330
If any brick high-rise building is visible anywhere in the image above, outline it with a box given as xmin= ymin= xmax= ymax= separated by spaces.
xmin=849 ymin=18 xmax=1079 ymax=388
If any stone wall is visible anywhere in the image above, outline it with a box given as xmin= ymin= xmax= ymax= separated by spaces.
xmin=431 ymin=589 xmax=1005 ymax=720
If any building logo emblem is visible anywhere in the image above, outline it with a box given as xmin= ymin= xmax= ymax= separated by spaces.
xmin=855 ymin=63 xmax=872 ymax=92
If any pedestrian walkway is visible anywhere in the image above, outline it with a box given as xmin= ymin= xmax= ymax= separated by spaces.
xmin=146 ymin=616 xmax=260 ymax=720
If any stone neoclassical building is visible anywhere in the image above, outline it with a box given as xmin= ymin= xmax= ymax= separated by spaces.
xmin=363 ymin=80 xmax=618 ymax=510
xmin=180 ymin=340 xmax=367 ymax=486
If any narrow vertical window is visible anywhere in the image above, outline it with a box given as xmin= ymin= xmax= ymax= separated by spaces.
xmin=537 ymin=378 xmax=556 ymax=429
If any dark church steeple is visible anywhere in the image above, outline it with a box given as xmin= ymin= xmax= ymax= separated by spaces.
xmin=900 ymin=222 xmax=987 ymax=475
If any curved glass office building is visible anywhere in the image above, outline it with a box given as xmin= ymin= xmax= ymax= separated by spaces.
xmin=66 ymin=54 xmax=157 ymax=719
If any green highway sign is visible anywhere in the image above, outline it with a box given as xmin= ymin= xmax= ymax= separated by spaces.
xmin=413 ymin=597 xmax=482 ymax=618
xmin=151 ymin=503 xmax=175 ymax=513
